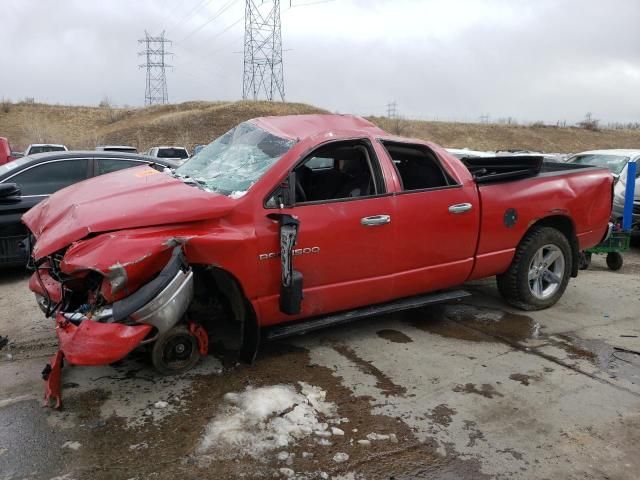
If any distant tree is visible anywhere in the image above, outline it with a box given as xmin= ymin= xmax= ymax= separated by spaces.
xmin=99 ymin=96 xmax=112 ymax=108
xmin=578 ymin=112 xmax=600 ymax=131
xmin=1 ymin=98 xmax=11 ymax=113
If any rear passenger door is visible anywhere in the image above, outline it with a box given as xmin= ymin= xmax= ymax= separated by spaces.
xmin=380 ymin=141 xmax=480 ymax=297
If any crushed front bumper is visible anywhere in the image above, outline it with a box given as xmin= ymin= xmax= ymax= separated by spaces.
xmin=33 ymin=247 xmax=195 ymax=407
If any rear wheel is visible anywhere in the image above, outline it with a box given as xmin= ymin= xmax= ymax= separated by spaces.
xmin=151 ymin=325 xmax=201 ymax=375
xmin=606 ymin=252 xmax=623 ymax=271
xmin=497 ymin=227 xmax=572 ymax=311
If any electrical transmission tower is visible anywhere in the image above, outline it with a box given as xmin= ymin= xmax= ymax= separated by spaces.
xmin=138 ymin=31 xmax=172 ymax=105
xmin=243 ymin=0 xmax=285 ymax=102
xmin=386 ymin=101 xmax=398 ymax=119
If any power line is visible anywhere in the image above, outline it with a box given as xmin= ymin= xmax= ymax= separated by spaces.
xmin=138 ymin=31 xmax=173 ymax=105
xmin=243 ymin=0 xmax=285 ymax=102
xmin=180 ymin=0 xmax=240 ymax=42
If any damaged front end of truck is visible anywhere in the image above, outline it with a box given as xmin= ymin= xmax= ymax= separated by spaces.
xmin=29 ymin=235 xmax=208 ymax=408
xmin=18 ymin=164 xmax=236 ymax=408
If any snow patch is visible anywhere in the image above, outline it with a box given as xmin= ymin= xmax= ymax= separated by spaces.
xmin=333 ymin=452 xmax=349 ymax=463
xmin=129 ymin=442 xmax=148 ymax=450
xmin=62 ymin=441 xmax=81 ymax=450
xmin=197 ymin=382 xmax=339 ymax=459
xmin=229 ymin=190 xmax=247 ymax=199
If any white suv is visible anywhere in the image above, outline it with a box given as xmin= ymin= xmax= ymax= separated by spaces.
xmin=146 ymin=146 xmax=190 ymax=165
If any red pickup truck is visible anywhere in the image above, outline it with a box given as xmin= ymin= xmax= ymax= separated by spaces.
xmin=22 ymin=115 xmax=612 ymax=406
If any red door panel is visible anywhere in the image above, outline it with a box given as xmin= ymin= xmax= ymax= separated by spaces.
xmin=391 ymin=185 xmax=480 ymax=297
xmin=255 ymin=196 xmax=395 ymax=326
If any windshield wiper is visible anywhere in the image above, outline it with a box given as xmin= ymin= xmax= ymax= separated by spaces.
xmin=176 ymin=173 xmax=207 ymax=191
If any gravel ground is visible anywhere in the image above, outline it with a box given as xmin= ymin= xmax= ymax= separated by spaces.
xmin=0 ymin=248 xmax=639 ymax=480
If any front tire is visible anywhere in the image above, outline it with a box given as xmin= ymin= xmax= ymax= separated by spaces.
xmin=151 ymin=325 xmax=201 ymax=375
xmin=497 ymin=227 xmax=572 ymax=311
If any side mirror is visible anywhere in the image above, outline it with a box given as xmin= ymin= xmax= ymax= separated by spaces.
xmin=0 ymin=183 xmax=21 ymax=202
xmin=278 ymin=171 xmax=296 ymax=208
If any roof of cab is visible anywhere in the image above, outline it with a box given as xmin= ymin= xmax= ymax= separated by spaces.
xmin=250 ymin=114 xmax=387 ymax=140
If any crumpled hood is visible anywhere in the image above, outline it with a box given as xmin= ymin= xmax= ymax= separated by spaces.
xmin=23 ymin=166 xmax=235 ymax=259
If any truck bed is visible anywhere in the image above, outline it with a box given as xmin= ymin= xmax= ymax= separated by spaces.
xmin=462 ymin=156 xmax=596 ymax=184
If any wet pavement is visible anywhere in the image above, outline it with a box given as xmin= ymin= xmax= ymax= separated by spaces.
xmin=0 ymin=249 xmax=639 ymax=479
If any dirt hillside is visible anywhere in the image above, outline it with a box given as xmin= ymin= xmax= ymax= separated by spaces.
xmin=1 ymin=100 xmax=638 ymax=153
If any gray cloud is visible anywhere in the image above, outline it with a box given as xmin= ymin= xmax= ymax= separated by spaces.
xmin=1 ymin=0 xmax=638 ymax=124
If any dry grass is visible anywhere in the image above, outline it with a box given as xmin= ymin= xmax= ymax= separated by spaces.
xmin=372 ymin=116 xmax=640 ymax=153
xmin=0 ymin=100 xmax=638 ymax=153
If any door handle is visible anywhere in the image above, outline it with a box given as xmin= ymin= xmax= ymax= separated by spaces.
xmin=361 ymin=215 xmax=391 ymax=226
xmin=448 ymin=203 xmax=473 ymax=214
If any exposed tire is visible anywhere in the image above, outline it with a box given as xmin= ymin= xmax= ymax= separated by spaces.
xmin=606 ymin=252 xmax=623 ymax=271
xmin=578 ymin=251 xmax=592 ymax=270
xmin=151 ymin=325 xmax=201 ymax=375
xmin=497 ymin=227 xmax=572 ymax=311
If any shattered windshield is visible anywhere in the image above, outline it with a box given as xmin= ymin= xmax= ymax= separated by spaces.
xmin=175 ymin=122 xmax=295 ymax=196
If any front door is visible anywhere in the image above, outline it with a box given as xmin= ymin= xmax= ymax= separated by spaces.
xmin=255 ymin=139 xmax=395 ymax=326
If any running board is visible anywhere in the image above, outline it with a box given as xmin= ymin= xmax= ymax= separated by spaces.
xmin=264 ymin=289 xmax=471 ymax=341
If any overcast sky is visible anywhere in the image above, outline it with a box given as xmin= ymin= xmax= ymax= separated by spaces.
xmin=2 ymin=0 xmax=639 ymax=123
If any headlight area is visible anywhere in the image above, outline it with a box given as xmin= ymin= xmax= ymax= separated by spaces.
xmin=31 ymin=246 xmax=206 ymax=407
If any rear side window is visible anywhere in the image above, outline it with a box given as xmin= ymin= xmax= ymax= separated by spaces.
xmin=96 ymin=159 xmax=144 ymax=176
xmin=158 ymin=148 xmax=188 ymax=159
xmin=382 ymin=141 xmax=455 ymax=191
xmin=28 ymin=146 xmax=66 ymax=155
xmin=10 ymin=159 xmax=89 ymax=195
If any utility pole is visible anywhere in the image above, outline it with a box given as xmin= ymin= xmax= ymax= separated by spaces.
xmin=242 ymin=0 xmax=285 ymax=102
xmin=138 ymin=31 xmax=172 ymax=105
xmin=386 ymin=101 xmax=397 ymax=119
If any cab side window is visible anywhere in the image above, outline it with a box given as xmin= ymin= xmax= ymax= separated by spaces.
xmin=381 ymin=141 xmax=455 ymax=191
xmin=96 ymin=159 xmax=144 ymax=176
xmin=293 ymin=140 xmax=384 ymax=203
xmin=11 ymin=159 xmax=89 ymax=195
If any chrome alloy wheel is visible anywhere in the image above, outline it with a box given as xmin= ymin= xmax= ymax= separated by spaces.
xmin=528 ymin=244 xmax=565 ymax=300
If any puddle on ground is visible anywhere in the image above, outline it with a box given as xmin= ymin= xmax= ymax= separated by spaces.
xmin=406 ymin=304 xmax=639 ymax=386
xmin=547 ymin=334 xmax=640 ymax=385
xmin=376 ymin=329 xmax=413 ymax=343
xmin=403 ymin=304 xmax=540 ymax=344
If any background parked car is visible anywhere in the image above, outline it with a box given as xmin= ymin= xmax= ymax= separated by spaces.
xmin=24 ymin=144 xmax=68 ymax=155
xmin=0 ymin=151 xmax=179 ymax=266
xmin=445 ymin=148 xmax=493 ymax=159
xmin=96 ymin=145 xmax=137 ymax=153
xmin=146 ymin=146 xmax=190 ymax=164
xmin=566 ymin=149 xmax=640 ymax=235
